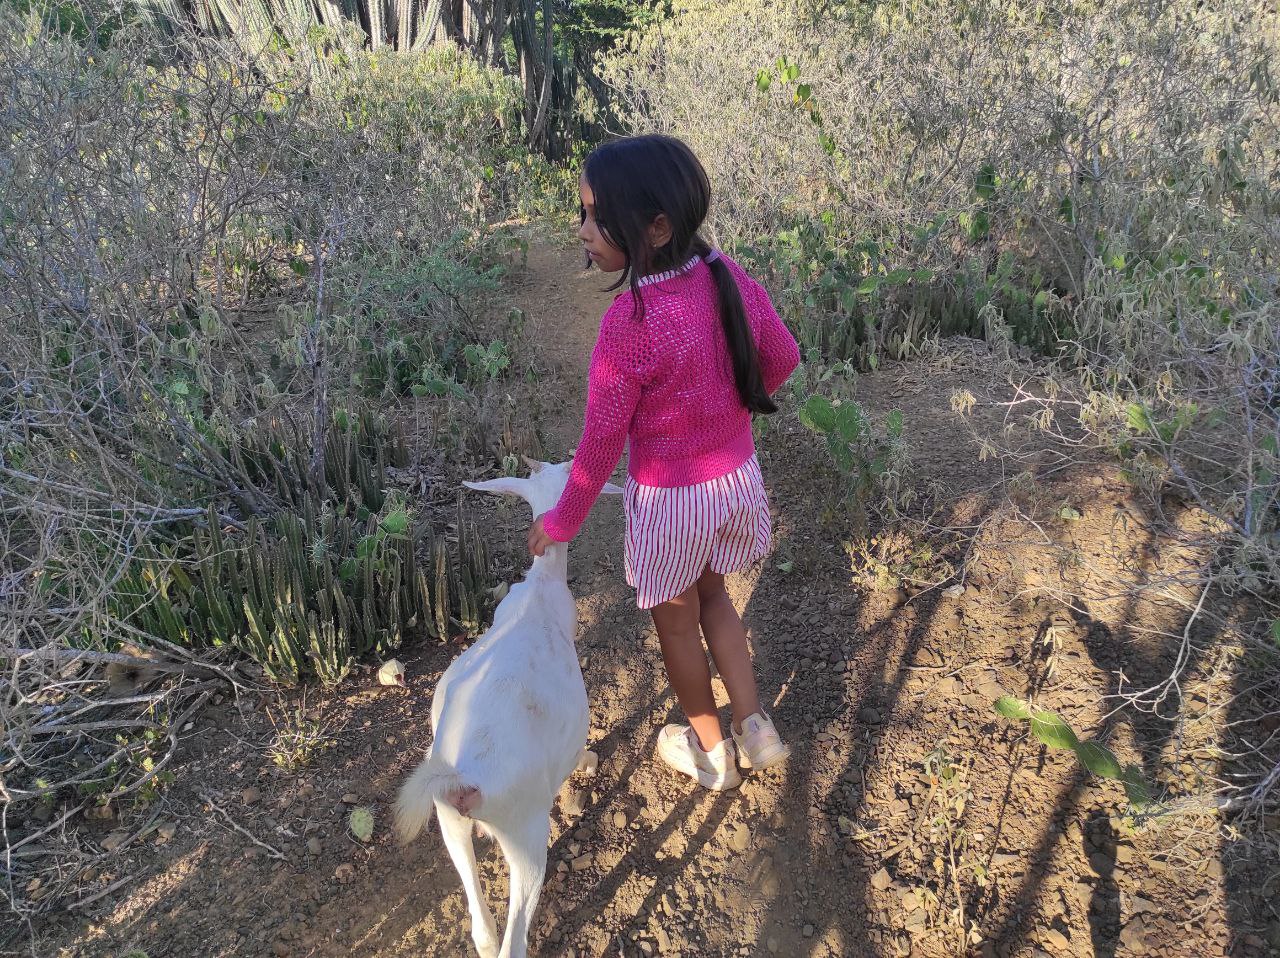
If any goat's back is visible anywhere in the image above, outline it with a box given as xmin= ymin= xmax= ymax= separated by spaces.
xmin=428 ymin=581 xmax=586 ymax=809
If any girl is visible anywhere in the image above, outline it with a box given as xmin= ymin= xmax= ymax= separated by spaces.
xmin=527 ymin=135 xmax=800 ymax=791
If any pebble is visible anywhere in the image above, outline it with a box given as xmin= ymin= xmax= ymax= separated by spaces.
xmin=564 ymin=788 xmax=588 ymax=817
xmin=857 ymin=707 xmax=882 ymax=725
xmin=340 ymin=793 xmax=358 ymax=804
xmin=241 ymin=787 xmax=262 ymax=805
xmin=1119 ymin=918 xmax=1147 ymax=952
xmin=101 ymin=830 xmax=130 ymax=853
xmin=803 ymin=924 xmax=814 ymax=938
xmin=157 ymin=821 xmax=178 ymax=843
xmin=333 ymin=863 xmax=356 ymax=884
xmin=871 ymin=867 xmax=892 ymax=891
xmin=570 ymin=852 xmax=593 ymax=871
xmin=306 ymin=837 xmax=322 ymax=856
xmin=729 ymin=824 xmax=750 ymax=853
xmin=1042 ymin=928 xmax=1070 ymax=951
xmin=612 ymin=811 xmax=628 ymax=829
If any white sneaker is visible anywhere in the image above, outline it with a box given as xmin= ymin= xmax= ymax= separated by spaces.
xmin=655 ymin=725 xmax=742 ymax=791
xmin=731 ymin=712 xmax=791 ymax=769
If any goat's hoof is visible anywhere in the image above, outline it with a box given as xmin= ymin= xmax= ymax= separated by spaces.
xmin=576 ymin=749 xmax=598 ymax=776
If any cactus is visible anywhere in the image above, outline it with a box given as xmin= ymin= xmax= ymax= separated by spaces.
xmin=107 ymin=410 xmax=490 ymax=685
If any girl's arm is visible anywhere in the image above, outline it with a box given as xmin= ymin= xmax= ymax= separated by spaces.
xmin=542 ymin=302 xmax=645 ymax=542
xmin=747 ymin=279 xmax=801 ymax=396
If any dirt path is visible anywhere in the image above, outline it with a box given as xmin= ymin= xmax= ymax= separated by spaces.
xmin=35 ymin=237 xmax=1268 ymax=958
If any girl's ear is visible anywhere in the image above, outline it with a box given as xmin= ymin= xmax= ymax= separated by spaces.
xmin=647 ymin=213 xmax=673 ymax=250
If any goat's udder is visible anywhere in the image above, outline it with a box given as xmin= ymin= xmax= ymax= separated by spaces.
xmin=445 ymin=784 xmax=483 ymax=817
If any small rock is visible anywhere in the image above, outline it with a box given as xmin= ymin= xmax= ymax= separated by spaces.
xmin=306 ymin=837 xmax=322 ymax=856
xmin=101 ymin=830 xmax=130 ymax=853
xmin=156 ymin=821 xmax=178 ymax=843
xmin=333 ymin=863 xmax=356 ymax=884
xmin=570 ymin=852 xmax=593 ymax=872
xmin=1042 ymin=928 xmax=1070 ymax=951
xmin=1119 ymin=918 xmax=1147 ymax=952
xmin=564 ymin=788 xmax=588 ymax=817
xmin=340 ymin=793 xmax=358 ymax=804
xmin=991 ymin=853 xmax=1020 ymax=869
xmin=1115 ymin=844 xmax=1135 ymax=864
xmin=857 ymin=707 xmax=882 ymax=725
xmin=729 ymin=823 xmax=750 ymax=853
xmin=272 ymin=941 xmax=290 ymax=957
xmin=1088 ymin=852 xmax=1113 ymax=875
xmin=903 ymin=909 xmax=927 ymax=934
xmin=766 ymin=938 xmax=779 ymax=954
xmin=803 ymin=924 xmax=814 ymax=938
xmin=241 ymin=787 xmax=262 ymax=805
xmin=872 ymin=867 xmax=892 ymax=891
xmin=612 ymin=811 xmax=628 ymax=829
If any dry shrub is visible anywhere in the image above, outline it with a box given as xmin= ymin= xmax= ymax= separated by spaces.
xmin=0 ymin=11 xmax=521 ymax=921
xmin=604 ymin=0 xmax=1279 ymax=810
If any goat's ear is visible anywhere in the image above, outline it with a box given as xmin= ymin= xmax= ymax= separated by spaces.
xmin=521 ymin=455 xmax=546 ymax=474
xmin=601 ymin=481 xmax=624 ymax=495
xmin=463 ymin=477 xmax=527 ymax=497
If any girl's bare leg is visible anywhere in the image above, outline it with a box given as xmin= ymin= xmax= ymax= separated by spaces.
xmin=650 ymin=584 xmax=724 ymax=750
xmin=696 ymin=569 xmax=762 ymax=732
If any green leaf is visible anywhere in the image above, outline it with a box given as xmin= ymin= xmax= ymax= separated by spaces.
xmin=410 ymin=384 xmax=430 ymax=397
xmin=755 ymin=70 xmax=772 ymax=92
xmin=380 ymin=510 xmax=409 ymax=536
xmin=796 ymin=83 xmax=812 ymax=102
xmin=356 ymin=536 xmax=379 ymax=560
xmin=1270 ymin=619 xmax=1280 ymax=648
xmin=834 ymin=403 xmax=866 ymax=443
xmin=1075 ymin=740 xmax=1123 ymax=780
xmin=1125 ymin=402 xmax=1153 ymax=434
xmin=777 ymin=560 xmax=794 ymax=573
xmin=966 ymin=210 xmax=991 ymax=242
xmin=887 ymin=409 xmax=904 ymax=441
xmin=798 ymin=395 xmax=837 ymax=433
xmin=994 ymin=695 xmax=1032 ymax=720
xmin=1033 ymin=290 xmax=1050 ymax=309
xmin=1029 ymin=710 xmax=1079 ymax=750
xmin=856 ymin=276 xmax=882 ymax=295
xmin=1058 ymin=505 xmax=1082 ymax=521
xmin=829 ymin=438 xmax=856 ymax=474
xmin=974 ymin=163 xmax=997 ymax=200
xmin=1121 ymin=765 xmax=1151 ymax=808
xmin=1058 ymin=196 xmax=1075 ymax=223
xmin=349 ymin=806 xmax=375 ymax=842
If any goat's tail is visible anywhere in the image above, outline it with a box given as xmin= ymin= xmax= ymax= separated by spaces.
xmin=393 ymin=749 xmax=483 ymax=846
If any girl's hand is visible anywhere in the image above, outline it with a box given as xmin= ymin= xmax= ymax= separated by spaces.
xmin=528 ymin=515 xmax=556 ymax=557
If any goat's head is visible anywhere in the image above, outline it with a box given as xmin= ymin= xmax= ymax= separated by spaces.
xmin=463 ymin=457 xmax=622 ymax=518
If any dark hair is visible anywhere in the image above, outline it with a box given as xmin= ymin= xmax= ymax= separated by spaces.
xmin=581 ymin=135 xmax=777 ymax=415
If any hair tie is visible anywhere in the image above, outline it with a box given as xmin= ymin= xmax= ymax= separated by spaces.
xmin=704 ymin=249 xmax=721 ymax=264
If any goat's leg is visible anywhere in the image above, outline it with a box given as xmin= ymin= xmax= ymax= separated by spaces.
xmin=494 ymin=813 xmax=551 ymax=958
xmin=436 ymin=801 xmax=499 ymax=958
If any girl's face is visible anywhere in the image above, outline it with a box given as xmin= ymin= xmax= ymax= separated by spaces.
xmin=578 ymin=176 xmax=627 ymax=273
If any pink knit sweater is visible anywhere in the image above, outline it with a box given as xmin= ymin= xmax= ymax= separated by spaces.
xmin=542 ymin=254 xmax=800 ymax=542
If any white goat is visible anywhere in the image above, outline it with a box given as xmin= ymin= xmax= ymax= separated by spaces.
xmin=394 ymin=458 xmax=621 ymax=958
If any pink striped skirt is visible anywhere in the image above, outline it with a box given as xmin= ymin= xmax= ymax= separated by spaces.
xmin=624 ymin=456 xmax=773 ymax=610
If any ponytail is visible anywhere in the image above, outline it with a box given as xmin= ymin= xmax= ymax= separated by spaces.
xmin=697 ymin=242 xmax=777 ymax=415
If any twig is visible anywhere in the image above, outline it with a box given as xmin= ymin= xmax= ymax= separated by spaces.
xmin=198 ymin=791 xmax=286 ymax=860
xmin=67 ymin=872 xmax=140 ymax=911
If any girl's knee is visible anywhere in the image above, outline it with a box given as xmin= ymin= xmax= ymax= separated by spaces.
xmin=696 ymin=569 xmax=727 ymax=601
